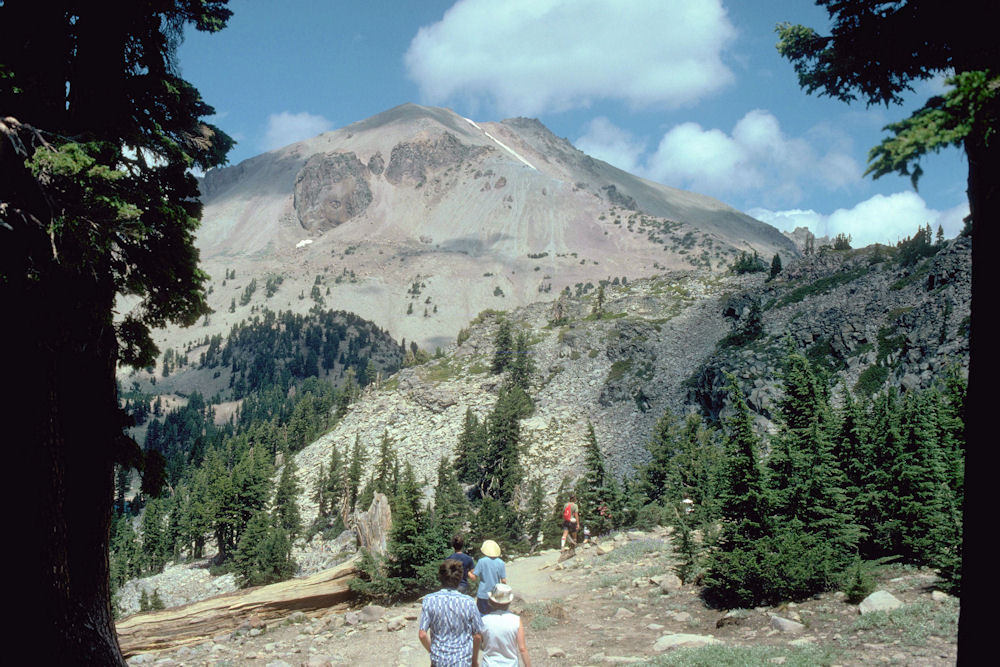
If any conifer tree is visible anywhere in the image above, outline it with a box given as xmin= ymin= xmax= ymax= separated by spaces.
xmin=232 ymin=510 xmax=296 ymax=588
xmin=324 ymin=443 xmax=347 ymax=523
xmin=314 ymin=463 xmax=328 ymax=519
xmin=373 ymin=430 xmax=397 ymax=498
xmin=470 ymin=495 xmax=523 ymax=555
xmin=833 ymin=386 xmax=871 ymax=528
xmin=857 ymin=389 xmax=905 ymax=558
xmin=347 ymin=434 xmax=365 ymax=513
xmin=491 ymin=318 xmax=514 ymax=374
xmin=273 ymin=458 xmax=302 ymax=541
xmin=578 ymin=422 xmax=617 ymax=536
xmin=454 ymin=408 xmax=487 ymax=485
xmin=507 ymin=330 xmax=535 ymax=392
xmin=702 ymin=378 xmax=775 ymax=607
xmin=479 ymin=387 xmax=523 ymax=502
xmin=432 ymin=456 xmax=469 ymax=546
xmin=769 ymin=352 xmax=858 ymax=572
xmin=894 ymin=391 xmax=959 ymax=568
xmin=641 ymin=410 xmax=679 ymax=504
xmin=109 ymin=516 xmax=141 ymax=591
xmin=140 ymin=498 xmax=169 ymax=575
xmin=524 ymin=478 xmax=547 ymax=550
xmin=371 ymin=463 xmax=443 ymax=600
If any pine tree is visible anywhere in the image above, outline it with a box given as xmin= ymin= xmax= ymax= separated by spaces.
xmin=140 ymin=498 xmax=169 ymax=575
xmin=381 ymin=463 xmax=443 ymax=599
xmin=507 ymin=330 xmax=535 ymax=392
xmin=232 ymin=510 xmax=296 ymax=588
xmin=433 ymin=456 xmax=469 ymax=547
xmin=454 ymin=408 xmax=487 ymax=485
xmin=702 ymin=378 xmax=775 ymax=607
xmin=578 ymin=422 xmax=616 ymax=536
xmin=273 ymin=458 xmax=302 ymax=541
xmin=769 ymin=253 xmax=782 ymax=280
xmin=491 ymin=318 xmax=514 ymax=374
xmin=524 ymin=478 xmax=547 ymax=550
xmin=641 ymin=410 xmax=679 ymax=504
xmin=857 ymin=389 xmax=905 ymax=558
xmin=479 ymin=387 xmax=523 ymax=502
xmin=347 ymin=434 xmax=365 ymax=513
xmin=769 ymin=352 xmax=858 ymax=573
xmin=373 ymin=430 xmax=397 ymax=498
xmin=324 ymin=442 xmax=347 ymax=522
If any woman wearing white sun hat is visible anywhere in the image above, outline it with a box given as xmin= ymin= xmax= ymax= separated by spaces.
xmin=480 ymin=583 xmax=531 ymax=667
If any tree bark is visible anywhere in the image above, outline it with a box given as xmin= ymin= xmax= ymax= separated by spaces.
xmin=957 ymin=128 xmax=997 ymax=662
xmin=13 ymin=263 xmax=128 ymax=665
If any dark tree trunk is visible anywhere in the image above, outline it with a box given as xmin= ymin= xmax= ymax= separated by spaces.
xmin=13 ymin=263 xmax=128 ymax=665
xmin=957 ymin=130 xmax=997 ymax=661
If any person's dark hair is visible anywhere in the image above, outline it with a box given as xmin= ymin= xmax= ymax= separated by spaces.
xmin=451 ymin=534 xmax=464 ymax=552
xmin=569 ymin=494 xmax=577 ymax=502
xmin=439 ymin=559 xmax=464 ymax=588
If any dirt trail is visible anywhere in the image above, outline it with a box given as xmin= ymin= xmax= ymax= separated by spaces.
xmin=124 ymin=529 xmax=959 ymax=666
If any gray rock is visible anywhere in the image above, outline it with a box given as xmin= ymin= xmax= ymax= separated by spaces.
xmin=614 ymin=607 xmax=635 ymax=619
xmin=547 ymin=647 xmax=566 ymax=658
xmin=770 ymin=615 xmax=805 ymax=634
xmin=859 ymin=590 xmax=904 ymax=614
xmin=360 ymin=604 xmax=387 ymax=623
xmin=387 ymin=615 xmax=408 ymax=631
xmin=653 ymin=633 xmax=721 ymax=651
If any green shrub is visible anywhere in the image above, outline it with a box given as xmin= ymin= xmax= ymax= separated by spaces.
xmin=854 ymin=365 xmax=889 ymax=397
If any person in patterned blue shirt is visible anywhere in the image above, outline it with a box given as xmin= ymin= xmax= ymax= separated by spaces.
xmin=419 ymin=559 xmax=485 ymax=666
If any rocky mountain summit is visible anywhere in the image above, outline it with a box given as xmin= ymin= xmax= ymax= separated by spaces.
xmin=155 ymin=103 xmax=798 ymax=361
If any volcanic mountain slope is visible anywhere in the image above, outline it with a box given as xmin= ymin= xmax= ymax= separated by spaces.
xmin=182 ymin=103 xmax=796 ymax=356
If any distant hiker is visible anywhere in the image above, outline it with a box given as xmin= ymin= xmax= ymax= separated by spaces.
xmin=480 ymin=583 xmax=532 ymax=667
xmin=472 ymin=540 xmax=507 ymax=615
xmin=561 ymin=494 xmax=580 ymax=551
xmin=448 ymin=534 xmax=477 ymax=594
xmin=419 ymin=559 xmax=484 ymax=667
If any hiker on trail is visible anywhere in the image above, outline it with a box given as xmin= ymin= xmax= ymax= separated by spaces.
xmin=419 ymin=559 xmax=485 ymax=667
xmin=448 ymin=534 xmax=477 ymax=594
xmin=472 ymin=540 xmax=507 ymax=615
xmin=561 ymin=494 xmax=580 ymax=551
xmin=480 ymin=583 xmax=532 ymax=667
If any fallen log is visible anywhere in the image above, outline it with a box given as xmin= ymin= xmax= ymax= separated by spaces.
xmin=116 ymin=556 xmax=359 ymax=657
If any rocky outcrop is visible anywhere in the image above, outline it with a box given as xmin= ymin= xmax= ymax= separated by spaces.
xmin=691 ymin=237 xmax=970 ymax=427
xmin=384 ymin=131 xmax=487 ymax=187
xmin=294 ymin=151 xmax=372 ymax=231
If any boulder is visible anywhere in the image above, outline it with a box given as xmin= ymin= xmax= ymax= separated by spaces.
xmin=858 ymin=590 xmax=903 ymax=614
xmin=769 ymin=615 xmax=805 ymax=634
xmin=653 ymin=633 xmax=721 ymax=651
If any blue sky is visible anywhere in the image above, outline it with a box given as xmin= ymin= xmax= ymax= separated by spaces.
xmin=177 ymin=0 xmax=969 ymax=247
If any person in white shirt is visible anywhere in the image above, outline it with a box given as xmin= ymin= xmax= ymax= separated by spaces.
xmin=480 ymin=583 xmax=531 ymax=667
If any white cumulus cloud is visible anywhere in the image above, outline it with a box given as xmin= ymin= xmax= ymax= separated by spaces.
xmin=405 ymin=0 xmax=736 ymax=116
xmin=577 ymin=111 xmax=862 ymax=209
xmin=574 ymin=117 xmax=647 ymax=175
xmin=261 ymin=111 xmax=333 ymax=151
xmin=748 ymin=192 xmax=969 ymax=248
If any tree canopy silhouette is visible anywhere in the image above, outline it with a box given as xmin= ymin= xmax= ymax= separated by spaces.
xmin=1 ymin=2 xmax=233 ymax=663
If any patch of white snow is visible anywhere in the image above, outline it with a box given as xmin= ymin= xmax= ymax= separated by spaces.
xmin=464 ymin=117 xmax=537 ymax=171
xmin=296 ymin=239 xmax=313 ymax=248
